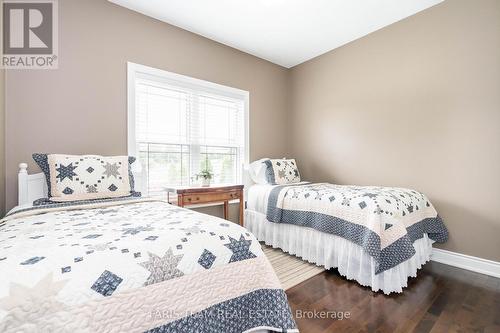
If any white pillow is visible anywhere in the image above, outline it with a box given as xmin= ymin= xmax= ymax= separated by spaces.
xmin=249 ymin=158 xmax=270 ymax=184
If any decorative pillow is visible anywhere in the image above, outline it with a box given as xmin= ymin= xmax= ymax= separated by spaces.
xmin=248 ymin=158 xmax=271 ymax=184
xmin=33 ymin=154 xmax=137 ymax=202
xmin=263 ymin=158 xmax=301 ymax=185
xmin=33 ymin=153 xmax=53 ymax=197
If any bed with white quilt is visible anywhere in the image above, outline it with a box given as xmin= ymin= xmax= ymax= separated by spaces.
xmin=245 ymin=158 xmax=448 ymax=294
xmin=0 ymin=155 xmax=297 ymax=333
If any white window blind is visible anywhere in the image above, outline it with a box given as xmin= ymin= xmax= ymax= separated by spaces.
xmin=129 ymin=64 xmax=248 ymax=196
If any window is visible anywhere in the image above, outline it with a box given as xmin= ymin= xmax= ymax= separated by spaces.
xmin=128 ymin=62 xmax=249 ymax=196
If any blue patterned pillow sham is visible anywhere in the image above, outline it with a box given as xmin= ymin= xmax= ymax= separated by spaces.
xmin=33 ymin=153 xmax=52 ymax=196
xmin=33 ymin=153 xmax=138 ymax=201
xmin=263 ymin=158 xmax=301 ymax=185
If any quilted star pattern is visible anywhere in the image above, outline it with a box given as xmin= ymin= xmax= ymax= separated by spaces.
xmin=140 ymin=248 xmax=184 ymax=285
xmin=0 ymin=273 xmax=68 ymax=328
xmin=103 ymin=162 xmax=120 ymax=178
xmin=224 ymin=235 xmax=256 ymax=263
xmin=55 ymin=163 xmax=78 ymax=182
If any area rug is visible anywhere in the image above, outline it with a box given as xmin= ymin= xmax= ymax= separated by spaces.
xmin=262 ymin=244 xmax=325 ymax=290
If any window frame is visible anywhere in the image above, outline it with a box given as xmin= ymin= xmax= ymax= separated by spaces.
xmin=127 ymin=62 xmax=250 ymax=192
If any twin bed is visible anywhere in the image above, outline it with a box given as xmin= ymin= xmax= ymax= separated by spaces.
xmin=245 ymin=159 xmax=448 ymax=295
xmin=0 ymin=157 xmax=297 ymax=333
xmin=0 ymin=155 xmax=448 ymax=332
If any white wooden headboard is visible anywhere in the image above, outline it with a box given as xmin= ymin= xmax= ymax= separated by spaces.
xmin=17 ymin=163 xmax=145 ymax=206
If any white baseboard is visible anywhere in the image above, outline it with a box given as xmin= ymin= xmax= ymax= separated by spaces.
xmin=431 ymin=248 xmax=500 ymax=278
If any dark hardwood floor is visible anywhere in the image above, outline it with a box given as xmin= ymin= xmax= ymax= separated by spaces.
xmin=285 ymin=262 xmax=500 ymax=333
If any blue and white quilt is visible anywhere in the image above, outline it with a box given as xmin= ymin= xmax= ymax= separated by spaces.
xmin=0 ymin=198 xmax=297 ymax=332
xmin=267 ymin=183 xmax=448 ymax=274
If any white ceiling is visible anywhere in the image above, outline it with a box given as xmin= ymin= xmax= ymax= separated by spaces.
xmin=109 ymin=0 xmax=443 ymax=68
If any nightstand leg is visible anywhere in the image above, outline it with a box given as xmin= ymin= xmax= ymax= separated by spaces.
xmin=239 ymin=190 xmax=244 ymax=226
xmin=223 ymin=201 xmax=229 ymax=220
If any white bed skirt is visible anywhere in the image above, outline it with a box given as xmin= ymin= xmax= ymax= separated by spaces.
xmin=245 ymin=209 xmax=434 ymax=294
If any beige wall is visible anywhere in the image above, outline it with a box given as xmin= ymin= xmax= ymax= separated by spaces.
xmin=0 ymin=68 xmax=4 ymax=217
xmin=4 ymin=0 xmax=290 ymax=212
xmin=4 ymin=0 xmax=499 ymax=261
xmin=290 ymin=0 xmax=500 ymax=261
xmin=1 ymin=3 xmax=5 ymax=217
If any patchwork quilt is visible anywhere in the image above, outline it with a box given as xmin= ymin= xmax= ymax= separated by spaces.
xmin=267 ymin=183 xmax=448 ymax=273
xmin=0 ymin=199 xmax=297 ymax=332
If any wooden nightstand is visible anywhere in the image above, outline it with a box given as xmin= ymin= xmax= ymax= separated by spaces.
xmin=165 ymin=185 xmax=244 ymax=225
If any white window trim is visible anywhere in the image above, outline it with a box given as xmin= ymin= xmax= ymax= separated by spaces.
xmin=127 ymin=61 xmax=250 ymax=187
